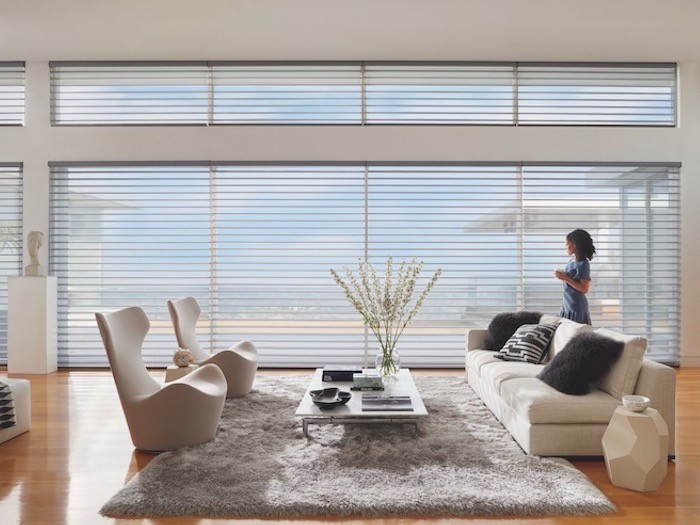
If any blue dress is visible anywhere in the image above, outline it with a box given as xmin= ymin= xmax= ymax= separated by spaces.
xmin=559 ymin=259 xmax=591 ymax=325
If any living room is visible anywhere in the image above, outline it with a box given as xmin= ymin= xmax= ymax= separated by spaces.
xmin=1 ymin=1 xmax=699 ymax=523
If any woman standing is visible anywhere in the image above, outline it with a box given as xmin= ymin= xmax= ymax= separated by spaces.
xmin=554 ymin=229 xmax=595 ymax=325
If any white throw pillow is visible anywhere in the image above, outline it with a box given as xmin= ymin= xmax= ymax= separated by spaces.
xmin=544 ymin=317 xmax=594 ymax=358
xmin=595 ymin=327 xmax=647 ymax=399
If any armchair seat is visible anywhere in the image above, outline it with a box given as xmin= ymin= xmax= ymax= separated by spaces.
xmin=96 ymin=306 xmax=226 ymax=452
xmin=168 ymin=297 xmax=259 ymax=398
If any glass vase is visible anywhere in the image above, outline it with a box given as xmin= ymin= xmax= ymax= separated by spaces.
xmin=375 ymin=349 xmax=401 ymax=377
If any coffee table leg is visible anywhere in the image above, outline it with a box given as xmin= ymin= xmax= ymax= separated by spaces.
xmin=303 ymin=419 xmax=310 ymax=438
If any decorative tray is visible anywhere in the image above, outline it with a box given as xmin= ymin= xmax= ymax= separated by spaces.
xmin=309 ymin=387 xmax=352 ymax=410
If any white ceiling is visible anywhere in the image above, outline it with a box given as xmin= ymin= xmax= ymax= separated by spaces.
xmin=2 ymin=0 xmax=699 ymax=62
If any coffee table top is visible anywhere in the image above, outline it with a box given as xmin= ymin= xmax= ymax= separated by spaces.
xmin=295 ymin=368 xmax=428 ymax=418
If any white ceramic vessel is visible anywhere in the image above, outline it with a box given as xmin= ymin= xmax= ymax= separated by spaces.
xmin=622 ymin=394 xmax=651 ymax=412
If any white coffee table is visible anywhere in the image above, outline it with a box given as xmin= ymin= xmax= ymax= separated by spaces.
xmin=295 ymin=368 xmax=428 ymax=438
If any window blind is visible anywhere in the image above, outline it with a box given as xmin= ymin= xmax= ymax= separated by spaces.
xmin=51 ymin=63 xmax=210 ymax=124
xmin=517 ymin=64 xmax=677 ymax=126
xmin=212 ymin=64 xmax=362 ymax=124
xmin=0 ymin=62 xmax=25 ymax=126
xmin=50 ymin=162 xmax=680 ymax=368
xmin=0 ymin=163 xmax=23 ymax=364
xmin=364 ymin=64 xmax=515 ymax=124
xmin=50 ymin=164 xmax=211 ymax=365
xmin=212 ymin=165 xmax=366 ymax=365
xmin=50 ymin=62 xmax=677 ymax=127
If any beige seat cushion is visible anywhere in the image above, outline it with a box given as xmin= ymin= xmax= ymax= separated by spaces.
xmin=500 ymin=377 xmax=620 ymax=424
xmin=480 ymin=361 xmax=545 ymax=392
xmin=466 ymin=349 xmax=502 ymax=375
xmin=595 ymin=327 xmax=647 ymax=399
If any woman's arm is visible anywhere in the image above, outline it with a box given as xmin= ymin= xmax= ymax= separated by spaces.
xmin=555 ymin=270 xmax=591 ymax=293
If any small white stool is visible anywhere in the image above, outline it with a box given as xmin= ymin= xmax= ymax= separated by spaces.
xmin=0 ymin=377 xmax=31 ymax=445
xmin=602 ymin=406 xmax=669 ymax=492
xmin=164 ymin=364 xmax=200 ymax=383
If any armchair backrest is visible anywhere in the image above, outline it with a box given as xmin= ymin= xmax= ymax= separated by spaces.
xmin=167 ymin=297 xmax=208 ymax=361
xmin=95 ymin=306 xmax=160 ymax=401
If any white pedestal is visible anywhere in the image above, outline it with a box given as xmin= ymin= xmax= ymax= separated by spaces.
xmin=602 ymin=406 xmax=669 ymax=492
xmin=165 ymin=364 xmax=199 ymax=383
xmin=7 ymin=276 xmax=58 ymax=374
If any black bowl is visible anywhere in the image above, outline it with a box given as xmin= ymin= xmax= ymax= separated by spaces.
xmin=309 ymin=387 xmax=352 ymax=410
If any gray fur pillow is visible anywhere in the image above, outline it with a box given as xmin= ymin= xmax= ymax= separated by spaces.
xmin=483 ymin=311 xmax=543 ymax=350
xmin=537 ymin=332 xmax=624 ymax=395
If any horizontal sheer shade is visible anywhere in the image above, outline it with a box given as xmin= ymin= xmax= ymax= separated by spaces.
xmin=213 ymin=65 xmax=362 ymax=124
xmin=0 ymin=164 xmax=24 ymax=364
xmin=0 ymin=63 xmax=25 ymax=125
xmin=365 ymin=64 xmax=515 ymax=124
xmin=51 ymin=65 xmax=210 ymax=124
xmin=518 ymin=65 xmax=676 ymax=125
xmin=50 ymin=162 xmax=680 ymax=368
xmin=50 ymin=62 xmax=677 ymax=126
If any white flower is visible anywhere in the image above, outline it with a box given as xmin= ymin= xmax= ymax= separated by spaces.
xmin=331 ymin=258 xmax=442 ymax=374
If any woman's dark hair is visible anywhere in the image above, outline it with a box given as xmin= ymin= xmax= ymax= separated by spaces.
xmin=567 ymin=229 xmax=596 ymax=261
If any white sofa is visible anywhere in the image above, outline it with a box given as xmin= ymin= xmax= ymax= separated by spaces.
xmin=0 ymin=377 xmax=31 ymax=445
xmin=466 ymin=319 xmax=676 ymax=457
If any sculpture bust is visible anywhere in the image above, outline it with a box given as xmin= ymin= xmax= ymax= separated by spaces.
xmin=25 ymin=231 xmax=44 ymax=276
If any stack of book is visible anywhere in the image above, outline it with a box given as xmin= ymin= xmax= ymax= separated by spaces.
xmin=361 ymin=395 xmax=413 ymax=411
xmin=322 ymin=366 xmax=362 ymax=382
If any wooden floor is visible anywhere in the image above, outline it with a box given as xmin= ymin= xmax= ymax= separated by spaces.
xmin=1 ymin=368 xmax=699 ymax=525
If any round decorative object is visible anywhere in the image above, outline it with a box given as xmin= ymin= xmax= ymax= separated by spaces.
xmin=375 ymin=350 xmax=401 ymax=377
xmin=173 ymin=348 xmax=195 ymax=368
xmin=309 ymin=388 xmax=352 ymax=410
xmin=622 ymin=394 xmax=651 ymax=412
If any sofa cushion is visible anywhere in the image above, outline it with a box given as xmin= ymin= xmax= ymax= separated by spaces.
xmin=466 ymin=349 xmax=502 ymax=376
xmin=595 ymin=327 xmax=647 ymax=399
xmin=497 ymin=322 xmax=559 ymax=364
xmin=537 ymin=333 xmax=624 ymax=395
xmin=500 ymin=377 xmax=620 ymax=424
xmin=480 ymin=360 xmax=545 ymax=392
xmin=483 ymin=311 xmax=543 ymax=350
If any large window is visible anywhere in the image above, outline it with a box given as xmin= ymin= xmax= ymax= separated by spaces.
xmin=50 ymin=162 xmax=680 ymax=367
xmin=0 ymin=163 xmax=23 ymax=363
xmin=0 ymin=62 xmax=25 ymax=126
xmin=50 ymin=62 xmax=677 ymax=126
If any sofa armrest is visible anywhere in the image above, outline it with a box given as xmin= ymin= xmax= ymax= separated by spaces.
xmin=634 ymin=359 xmax=676 ymax=455
xmin=466 ymin=329 xmax=487 ymax=352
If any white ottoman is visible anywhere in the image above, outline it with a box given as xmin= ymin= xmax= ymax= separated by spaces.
xmin=0 ymin=377 xmax=31 ymax=445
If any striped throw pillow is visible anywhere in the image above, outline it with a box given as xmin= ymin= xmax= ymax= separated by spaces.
xmin=497 ymin=322 xmax=559 ymax=364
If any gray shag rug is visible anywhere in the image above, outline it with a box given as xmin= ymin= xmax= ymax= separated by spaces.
xmin=101 ymin=375 xmax=615 ymax=519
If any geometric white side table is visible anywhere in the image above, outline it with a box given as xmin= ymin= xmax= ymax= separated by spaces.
xmin=7 ymin=276 xmax=58 ymax=374
xmin=164 ymin=364 xmax=200 ymax=383
xmin=602 ymin=406 xmax=669 ymax=492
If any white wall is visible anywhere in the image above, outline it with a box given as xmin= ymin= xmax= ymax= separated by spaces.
xmin=1 ymin=1 xmax=699 ymax=365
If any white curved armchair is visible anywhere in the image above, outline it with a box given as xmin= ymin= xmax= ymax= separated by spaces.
xmin=167 ymin=297 xmax=258 ymax=398
xmin=96 ymin=306 xmax=226 ymax=452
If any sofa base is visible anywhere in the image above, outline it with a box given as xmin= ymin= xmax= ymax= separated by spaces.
xmin=468 ymin=367 xmax=611 ymax=457
xmin=0 ymin=378 xmax=31 ymax=445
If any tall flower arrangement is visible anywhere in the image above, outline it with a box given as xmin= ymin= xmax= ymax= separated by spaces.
xmin=331 ymin=257 xmax=442 ymax=376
